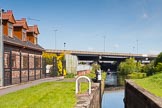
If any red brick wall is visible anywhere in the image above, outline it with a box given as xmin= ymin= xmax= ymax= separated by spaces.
xmin=77 ymin=70 xmax=90 ymax=76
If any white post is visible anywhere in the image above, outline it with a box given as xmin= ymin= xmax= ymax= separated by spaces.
xmin=0 ymin=8 xmax=4 ymax=86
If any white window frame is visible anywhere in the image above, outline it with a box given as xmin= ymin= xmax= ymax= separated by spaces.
xmin=34 ymin=35 xmax=37 ymax=44
xmin=8 ymin=23 xmax=13 ymax=37
xmin=22 ymin=29 xmax=26 ymax=41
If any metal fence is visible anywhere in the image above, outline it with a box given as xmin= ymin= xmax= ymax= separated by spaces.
xmin=3 ymin=51 xmax=66 ymax=86
xmin=3 ymin=51 xmax=47 ymax=86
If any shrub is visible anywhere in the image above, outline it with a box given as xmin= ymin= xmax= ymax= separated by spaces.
xmin=91 ymin=63 xmax=100 ymax=73
xmin=118 ymin=58 xmax=137 ymax=75
xmin=142 ymin=61 xmax=155 ymax=76
xmin=127 ymin=72 xmax=146 ymax=79
xmin=64 ymin=73 xmax=76 ymax=78
xmin=155 ymin=62 xmax=162 ymax=73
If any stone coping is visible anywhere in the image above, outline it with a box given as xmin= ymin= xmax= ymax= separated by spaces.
xmin=126 ymin=79 xmax=162 ymax=107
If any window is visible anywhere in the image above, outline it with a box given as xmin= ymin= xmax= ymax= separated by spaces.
xmin=23 ymin=56 xmax=28 ymax=69
xmin=8 ymin=23 xmax=13 ymax=37
xmin=11 ymin=54 xmax=16 ymax=68
xmin=4 ymin=53 xmax=9 ymax=68
xmin=35 ymin=57 xmax=40 ymax=68
xmin=22 ymin=29 xmax=26 ymax=41
xmin=34 ymin=37 xmax=37 ymax=44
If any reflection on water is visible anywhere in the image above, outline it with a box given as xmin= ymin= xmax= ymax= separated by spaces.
xmin=105 ymin=72 xmax=126 ymax=87
xmin=102 ymin=72 xmax=125 ymax=108
xmin=102 ymin=90 xmax=124 ymax=108
xmin=105 ymin=72 xmax=117 ymax=86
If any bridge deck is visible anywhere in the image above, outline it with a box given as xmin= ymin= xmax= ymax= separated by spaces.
xmin=45 ymin=49 xmax=157 ymax=58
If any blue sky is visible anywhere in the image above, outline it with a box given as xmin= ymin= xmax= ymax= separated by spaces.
xmin=1 ymin=0 xmax=162 ymax=54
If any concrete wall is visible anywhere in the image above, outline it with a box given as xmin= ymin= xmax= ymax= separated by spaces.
xmin=65 ymin=54 xmax=78 ymax=74
xmin=75 ymin=81 xmax=105 ymax=108
xmin=75 ymin=83 xmax=100 ymax=108
xmin=125 ymin=80 xmax=162 ymax=108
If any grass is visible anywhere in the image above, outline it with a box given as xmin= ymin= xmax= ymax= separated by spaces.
xmin=134 ymin=73 xmax=162 ymax=98
xmin=0 ymin=82 xmax=88 ymax=108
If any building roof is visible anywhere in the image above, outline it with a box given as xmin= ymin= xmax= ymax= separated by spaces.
xmin=2 ymin=10 xmax=16 ymax=24
xmin=3 ymin=35 xmax=44 ymax=51
xmin=27 ymin=25 xmax=40 ymax=35
xmin=13 ymin=18 xmax=29 ymax=30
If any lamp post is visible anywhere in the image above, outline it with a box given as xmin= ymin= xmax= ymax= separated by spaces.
xmin=27 ymin=17 xmax=40 ymax=44
xmin=0 ymin=8 xmax=4 ymax=86
xmin=136 ymin=40 xmax=138 ymax=55
xmin=64 ymin=42 xmax=66 ymax=51
xmin=103 ymin=35 xmax=106 ymax=52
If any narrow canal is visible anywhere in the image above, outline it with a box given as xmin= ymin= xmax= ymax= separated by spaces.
xmin=102 ymin=72 xmax=125 ymax=108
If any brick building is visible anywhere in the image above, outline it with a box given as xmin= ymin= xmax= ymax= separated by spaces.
xmin=1 ymin=10 xmax=44 ymax=86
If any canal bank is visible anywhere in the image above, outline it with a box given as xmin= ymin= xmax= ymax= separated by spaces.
xmin=75 ymin=80 xmax=105 ymax=108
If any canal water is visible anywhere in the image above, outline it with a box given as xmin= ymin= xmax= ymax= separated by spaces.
xmin=102 ymin=72 xmax=125 ymax=108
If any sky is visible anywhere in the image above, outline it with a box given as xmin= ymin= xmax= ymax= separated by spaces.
xmin=1 ymin=0 xmax=162 ymax=55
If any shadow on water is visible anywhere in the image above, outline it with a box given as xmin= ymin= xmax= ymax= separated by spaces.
xmin=104 ymin=72 xmax=126 ymax=90
xmin=102 ymin=72 xmax=125 ymax=108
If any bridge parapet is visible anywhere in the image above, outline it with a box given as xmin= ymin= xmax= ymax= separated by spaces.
xmin=45 ymin=49 xmax=157 ymax=58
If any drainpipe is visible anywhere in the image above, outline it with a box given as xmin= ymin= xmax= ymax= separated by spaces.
xmin=0 ymin=8 xmax=4 ymax=86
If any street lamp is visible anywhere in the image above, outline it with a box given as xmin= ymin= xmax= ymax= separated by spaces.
xmin=136 ymin=40 xmax=138 ymax=55
xmin=27 ymin=17 xmax=40 ymax=44
xmin=133 ymin=46 xmax=135 ymax=53
xmin=64 ymin=42 xmax=66 ymax=51
xmin=0 ymin=8 xmax=4 ymax=86
xmin=103 ymin=35 xmax=106 ymax=52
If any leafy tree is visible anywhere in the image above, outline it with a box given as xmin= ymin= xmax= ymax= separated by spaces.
xmin=118 ymin=58 xmax=138 ymax=75
xmin=91 ymin=62 xmax=100 ymax=74
xmin=42 ymin=52 xmax=66 ymax=76
xmin=118 ymin=58 xmax=135 ymax=75
xmin=155 ymin=62 xmax=162 ymax=73
xmin=42 ymin=52 xmax=57 ymax=64
xmin=136 ymin=62 xmax=142 ymax=72
xmin=154 ymin=52 xmax=162 ymax=66
xmin=142 ymin=61 xmax=155 ymax=76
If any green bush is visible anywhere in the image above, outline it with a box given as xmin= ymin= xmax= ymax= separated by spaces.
xmin=127 ymin=72 xmax=146 ymax=79
xmin=86 ymin=73 xmax=96 ymax=79
xmin=91 ymin=63 xmax=100 ymax=73
xmin=142 ymin=61 xmax=155 ymax=76
xmin=155 ymin=62 xmax=162 ymax=73
xmin=64 ymin=73 xmax=76 ymax=78
xmin=118 ymin=58 xmax=140 ymax=75
xmin=101 ymin=72 xmax=107 ymax=80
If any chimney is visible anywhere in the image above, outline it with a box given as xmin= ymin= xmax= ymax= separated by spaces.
xmin=21 ymin=18 xmax=26 ymax=21
xmin=7 ymin=10 xmax=13 ymax=14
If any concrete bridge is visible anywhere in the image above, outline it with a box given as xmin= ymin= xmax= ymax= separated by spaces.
xmin=45 ymin=49 xmax=157 ymax=71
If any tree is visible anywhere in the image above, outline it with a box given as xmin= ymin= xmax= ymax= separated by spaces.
xmin=155 ymin=62 xmax=162 ymax=73
xmin=42 ymin=52 xmax=66 ymax=76
xmin=91 ymin=62 xmax=100 ymax=74
xmin=142 ymin=61 xmax=155 ymax=76
xmin=154 ymin=52 xmax=162 ymax=66
xmin=118 ymin=58 xmax=138 ymax=75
